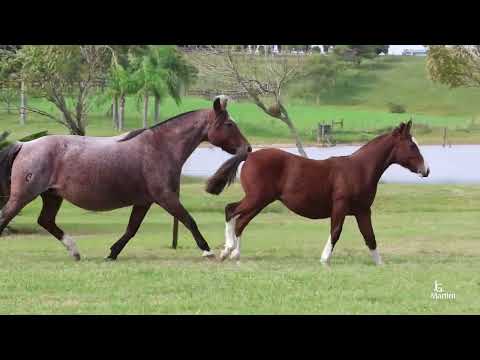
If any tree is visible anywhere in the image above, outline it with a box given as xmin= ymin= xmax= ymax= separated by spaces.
xmin=11 ymin=45 xmax=111 ymax=135
xmin=375 ymin=45 xmax=389 ymax=55
xmin=333 ymin=45 xmax=384 ymax=65
xmin=107 ymin=45 xmax=149 ymax=130
xmin=149 ymin=46 xmax=197 ymax=123
xmin=295 ymin=53 xmax=346 ymax=104
xmin=0 ymin=85 xmax=18 ymax=114
xmin=426 ymin=45 xmax=480 ymax=88
xmin=132 ymin=46 xmax=198 ymax=127
xmin=189 ymin=46 xmax=308 ymax=157
xmin=0 ymin=46 xmax=23 ymax=123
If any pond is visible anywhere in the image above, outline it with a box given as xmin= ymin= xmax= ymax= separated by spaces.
xmin=182 ymin=145 xmax=480 ymax=184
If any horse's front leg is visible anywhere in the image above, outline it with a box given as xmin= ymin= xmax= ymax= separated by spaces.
xmin=105 ymin=204 xmax=152 ymax=261
xmin=321 ymin=201 xmax=347 ymax=266
xmin=355 ymin=210 xmax=383 ymax=265
xmin=155 ymin=191 xmax=214 ymax=258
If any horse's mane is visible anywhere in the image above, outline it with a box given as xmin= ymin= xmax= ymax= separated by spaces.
xmin=118 ymin=110 xmax=200 ymax=142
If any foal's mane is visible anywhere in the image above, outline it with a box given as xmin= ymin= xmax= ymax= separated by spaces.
xmin=118 ymin=110 xmax=200 ymax=142
xmin=352 ymin=132 xmax=392 ymax=156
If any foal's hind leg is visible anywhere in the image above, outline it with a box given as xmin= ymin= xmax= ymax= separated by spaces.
xmin=38 ymin=193 xmax=80 ymax=261
xmin=105 ymin=204 xmax=151 ymax=261
xmin=220 ymin=196 xmax=272 ymax=262
xmin=220 ymin=202 xmax=241 ymax=260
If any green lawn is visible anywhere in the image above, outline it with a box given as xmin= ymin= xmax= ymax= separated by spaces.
xmin=2 ymin=94 xmax=480 ymax=145
xmin=0 ymin=180 xmax=479 ymax=314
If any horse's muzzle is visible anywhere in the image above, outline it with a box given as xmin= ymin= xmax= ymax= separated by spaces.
xmin=238 ymin=145 xmax=252 ymax=153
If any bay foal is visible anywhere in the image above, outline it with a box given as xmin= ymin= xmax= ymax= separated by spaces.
xmin=206 ymin=121 xmax=429 ymax=265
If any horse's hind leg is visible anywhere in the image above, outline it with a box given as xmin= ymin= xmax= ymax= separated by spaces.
xmin=38 ymin=193 xmax=80 ymax=261
xmin=105 ymin=204 xmax=151 ymax=261
xmin=0 ymin=193 xmax=39 ymax=236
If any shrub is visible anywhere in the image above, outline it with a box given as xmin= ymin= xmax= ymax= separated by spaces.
xmin=387 ymin=102 xmax=407 ymax=113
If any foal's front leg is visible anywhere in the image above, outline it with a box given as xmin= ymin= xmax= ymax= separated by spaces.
xmin=321 ymin=202 xmax=347 ymax=266
xmin=355 ymin=210 xmax=383 ymax=265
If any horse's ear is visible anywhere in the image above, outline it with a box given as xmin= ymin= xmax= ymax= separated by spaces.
xmin=213 ymin=95 xmax=229 ymax=115
xmin=393 ymin=122 xmax=405 ymax=136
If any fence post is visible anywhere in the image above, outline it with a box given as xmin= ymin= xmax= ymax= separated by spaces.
xmin=172 ymin=186 xmax=180 ymax=249
xmin=172 ymin=218 xmax=179 ymax=249
xmin=443 ymin=127 xmax=447 ymax=147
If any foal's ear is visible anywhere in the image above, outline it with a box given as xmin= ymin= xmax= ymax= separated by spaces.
xmin=213 ymin=95 xmax=229 ymax=115
xmin=405 ymin=120 xmax=412 ymax=135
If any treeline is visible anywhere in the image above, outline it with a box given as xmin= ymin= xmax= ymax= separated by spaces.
xmin=0 ymin=45 xmax=197 ymax=135
xmin=0 ymin=45 xmax=390 ymax=136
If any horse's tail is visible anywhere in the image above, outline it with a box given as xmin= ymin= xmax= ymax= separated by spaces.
xmin=206 ymin=151 xmax=249 ymax=195
xmin=0 ymin=143 xmax=22 ymax=206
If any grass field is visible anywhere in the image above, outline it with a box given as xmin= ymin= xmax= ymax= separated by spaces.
xmin=2 ymin=94 xmax=480 ymax=145
xmin=0 ymin=179 xmax=479 ymax=314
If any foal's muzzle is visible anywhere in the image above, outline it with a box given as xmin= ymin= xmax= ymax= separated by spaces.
xmin=418 ymin=162 xmax=430 ymax=178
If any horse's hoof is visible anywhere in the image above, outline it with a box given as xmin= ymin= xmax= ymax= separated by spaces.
xmin=73 ymin=253 xmax=81 ymax=261
xmin=104 ymin=256 xmax=116 ymax=262
xmin=202 ymin=250 xmax=215 ymax=259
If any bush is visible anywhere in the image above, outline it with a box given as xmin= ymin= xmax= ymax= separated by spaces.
xmin=387 ymin=102 xmax=407 ymax=113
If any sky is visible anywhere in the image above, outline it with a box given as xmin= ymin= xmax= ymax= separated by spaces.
xmin=388 ymin=45 xmax=426 ymax=55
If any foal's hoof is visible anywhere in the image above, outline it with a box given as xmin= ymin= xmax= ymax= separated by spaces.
xmin=229 ymin=251 xmax=240 ymax=261
xmin=219 ymin=250 xmax=230 ymax=262
xmin=73 ymin=253 xmax=81 ymax=261
xmin=104 ymin=256 xmax=117 ymax=262
xmin=320 ymin=261 xmax=331 ymax=269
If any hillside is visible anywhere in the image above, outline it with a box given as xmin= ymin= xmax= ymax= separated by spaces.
xmin=288 ymin=55 xmax=480 ymax=117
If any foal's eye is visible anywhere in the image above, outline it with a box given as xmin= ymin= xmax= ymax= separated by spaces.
xmin=224 ymin=122 xmax=233 ymax=127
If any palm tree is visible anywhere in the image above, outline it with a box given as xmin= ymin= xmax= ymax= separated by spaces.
xmin=107 ymin=46 xmax=148 ymax=131
xmin=139 ymin=46 xmax=198 ymax=125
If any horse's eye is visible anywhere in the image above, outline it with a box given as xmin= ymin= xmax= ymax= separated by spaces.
xmin=410 ymin=143 xmax=416 ymax=150
xmin=225 ymin=122 xmax=233 ymax=127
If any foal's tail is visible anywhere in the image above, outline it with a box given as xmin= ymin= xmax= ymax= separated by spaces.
xmin=206 ymin=151 xmax=249 ymax=195
xmin=0 ymin=143 xmax=23 ymax=205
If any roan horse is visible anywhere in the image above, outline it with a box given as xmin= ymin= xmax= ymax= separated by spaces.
xmin=206 ymin=120 xmax=429 ymax=265
xmin=0 ymin=96 xmax=251 ymax=261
